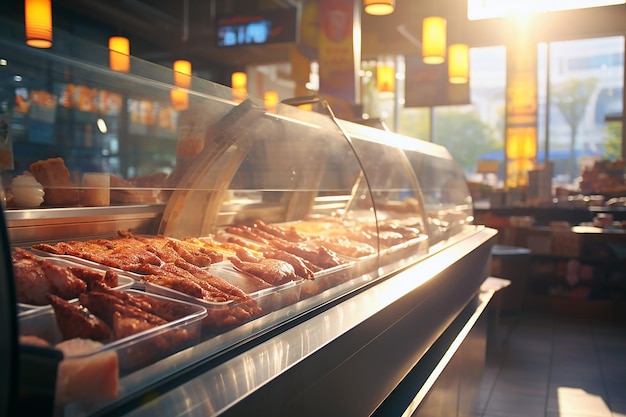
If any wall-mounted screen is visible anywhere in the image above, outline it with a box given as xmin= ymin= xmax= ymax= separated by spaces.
xmin=216 ymin=9 xmax=297 ymax=47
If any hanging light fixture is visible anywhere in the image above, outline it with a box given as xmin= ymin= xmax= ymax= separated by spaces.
xmin=25 ymin=0 xmax=52 ymax=48
xmin=231 ymin=72 xmax=247 ymax=93
xmin=422 ymin=16 xmax=446 ymax=65
xmin=376 ymin=63 xmax=395 ymax=93
xmin=364 ymin=0 xmax=395 ymax=16
xmin=173 ymin=60 xmax=192 ymax=88
xmin=448 ymin=43 xmax=469 ymax=84
xmin=109 ymin=36 xmax=130 ymax=73
xmin=264 ymin=91 xmax=279 ymax=112
xmin=171 ymin=60 xmax=191 ymax=110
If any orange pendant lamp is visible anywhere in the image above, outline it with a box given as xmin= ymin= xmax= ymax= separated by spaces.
xmin=364 ymin=0 xmax=395 ymax=16
xmin=173 ymin=60 xmax=192 ymax=88
xmin=377 ymin=64 xmax=395 ymax=93
xmin=171 ymin=60 xmax=192 ymax=110
xmin=109 ymin=36 xmax=130 ymax=72
xmin=422 ymin=16 xmax=446 ymax=65
xmin=448 ymin=43 xmax=469 ymax=84
xmin=264 ymin=90 xmax=279 ymax=112
xmin=231 ymin=72 xmax=247 ymax=93
xmin=25 ymin=0 xmax=53 ymax=48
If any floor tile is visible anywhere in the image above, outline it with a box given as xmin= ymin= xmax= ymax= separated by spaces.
xmin=473 ymin=309 xmax=626 ymax=417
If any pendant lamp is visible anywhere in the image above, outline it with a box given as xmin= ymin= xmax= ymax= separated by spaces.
xmin=422 ymin=16 xmax=446 ymax=65
xmin=364 ymin=0 xmax=395 ymax=16
xmin=172 ymin=60 xmax=191 ymax=110
xmin=173 ymin=60 xmax=192 ymax=88
xmin=377 ymin=64 xmax=395 ymax=93
xmin=264 ymin=91 xmax=279 ymax=112
xmin=109 ymin=36 xmax=130 ymax=73
xmin=448 ymin=43 xmax=469 ymax=84
xmin=231 ymin=72 xmax=247 ymax=93
xmin=25 ymin=0 xmax=52 ymax=48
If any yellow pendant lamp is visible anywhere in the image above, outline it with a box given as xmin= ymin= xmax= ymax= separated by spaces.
xmin=25 ymin=0 xmax=53 ymax=48
xmin=173 ymin=60 xmax=192 ymax=88
xmin=109 ymin=36 xmax=130 ymax=72
xmin=364 ymin=0 xmax=395 ymax=16
xmin=264 ymin=90 xmax=279 ymax=112
xmin=231 ymin=72 xmax=247 ymax=93
xmin=171 ymin=60 xmax=192 ymax=110
xmin=448 ymin=43 xmax=469 ymax=84
xmin=377 ymin=64 xmax=395 ymax=93
xmin=422 ymin=16 xmax=446 ymax=65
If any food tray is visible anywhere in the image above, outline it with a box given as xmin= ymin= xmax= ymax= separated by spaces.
xmin=144 ymin=263 xmax=301 ymax=334
xmin=19 ymin=289 xmax=207 ymax=376
xmin=210 ymin=261 xmax=302 ymax=312
xmin=300 ymin=259 xmax=360 ymax=299
xmin=378 ymin=234 xmax=429 ymax=273
xmin=16 ymin=256 xmax=135 ymax=314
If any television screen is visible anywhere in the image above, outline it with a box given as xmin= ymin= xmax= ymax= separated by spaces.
xmin=216 ymin=9 xmax=297 ymax=47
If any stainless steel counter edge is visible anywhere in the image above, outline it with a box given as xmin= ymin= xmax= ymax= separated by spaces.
xmin=116 ymin=226 xmax=497 ymax=417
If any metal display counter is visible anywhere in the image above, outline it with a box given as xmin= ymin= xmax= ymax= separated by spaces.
xmin=0 ymin=21 xmax=499 ymax=417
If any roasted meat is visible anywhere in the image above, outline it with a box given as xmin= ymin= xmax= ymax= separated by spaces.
xmin=262 ymin=248 xmax=316 ymax=279
xmin=229 ymin=256 xmax=299 ymax=286
xmin=269 ymin=239 xmax=343 ymax=269
xmin=13 ymin=248 xmax=86 ymax=304
xmin=310 ymin=237 xmax=376 ymax=258
xmin=252 ymin=219 xmax=305 ymax=242
xmin=47 ymin=294 xmax=111 ymax=341
xmin=67 ymin=266 xmax=119 ymax=289
xmin=13 ymin=252 xmax=52 ymax=305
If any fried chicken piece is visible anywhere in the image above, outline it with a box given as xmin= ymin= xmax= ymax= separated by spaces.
xmin=234 ymin=246 xmax=264 ymax=263
xmin=111 ymin=311 xmax=157 ymax=339
xmin=226 ymin=236 xmax=264 ymax=252
xmin=127 ymin=290 xmax=197 ymax=322
xmin=173 ymin=259 xmax=252 ymax=301
xmin=142 ymin=274 xmax=206 ymax=299
xmin=252 ymin=219 xmax=305 ymax=242
xmin=67 ymin=266 xmax=119 ymax=289
xmin=79 ymin=290 xmax=166 ymax=329
xmin=263 ymin=249 xmax=315 ymax=279
xmin=225 ymin=225 xmax=270 ymax=244
xmin=140 ymin=263 xmax=231 ymax=302
xmin=12 ymin=252 xmax=52 ymax=305
xmin=48 ymin=294 xmax=111 ymax=341
xmin=12 ymin=248 xmax=86 ymax=303
xmin=229 ymin=256 xmax=298 ymax=286
xmin=130 ymin=233 xmax=223 ymax=266
xmin=269 ymin=239 xmax=343 ymax=269
xmin=38 ymin=258 xmax=87 ymax=300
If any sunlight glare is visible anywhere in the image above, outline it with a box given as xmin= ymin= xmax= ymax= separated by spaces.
xmin=468 ymin=0 xmax=625 ymax=20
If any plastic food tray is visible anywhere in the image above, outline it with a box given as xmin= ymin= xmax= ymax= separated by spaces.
xmin=17 ymin=256 xmax=135 ymax=314
xmin=19 ymin=289 xmax=207 ymax=375
xmin=210 ymin=261 xmax=302 ymax=312
xmin=300 ymin=259 xmax=359 ymax=299
xmin=144 ymin=262 xmax=301 ymax=334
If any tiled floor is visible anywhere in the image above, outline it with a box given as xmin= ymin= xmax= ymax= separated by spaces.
xmin=473 ymin=310 xmax=626 ymax=417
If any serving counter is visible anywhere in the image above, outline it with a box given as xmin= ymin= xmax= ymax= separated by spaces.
xmin=0 ymin=20 xmax=498 ymax=417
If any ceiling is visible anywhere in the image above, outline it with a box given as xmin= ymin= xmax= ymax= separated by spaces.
xmin=3 ymin=0 xmax=626 ymax=74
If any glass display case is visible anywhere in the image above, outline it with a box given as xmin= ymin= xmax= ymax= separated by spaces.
xmin=1 ymin=17 xmax=497 ymax=417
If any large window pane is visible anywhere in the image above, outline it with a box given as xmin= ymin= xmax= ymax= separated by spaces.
xmin=539 ymin=37 xmax=624 ymax=186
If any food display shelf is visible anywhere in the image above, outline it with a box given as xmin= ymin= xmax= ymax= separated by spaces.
xmin=0 ymin=20 xmax=497 ymax=417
